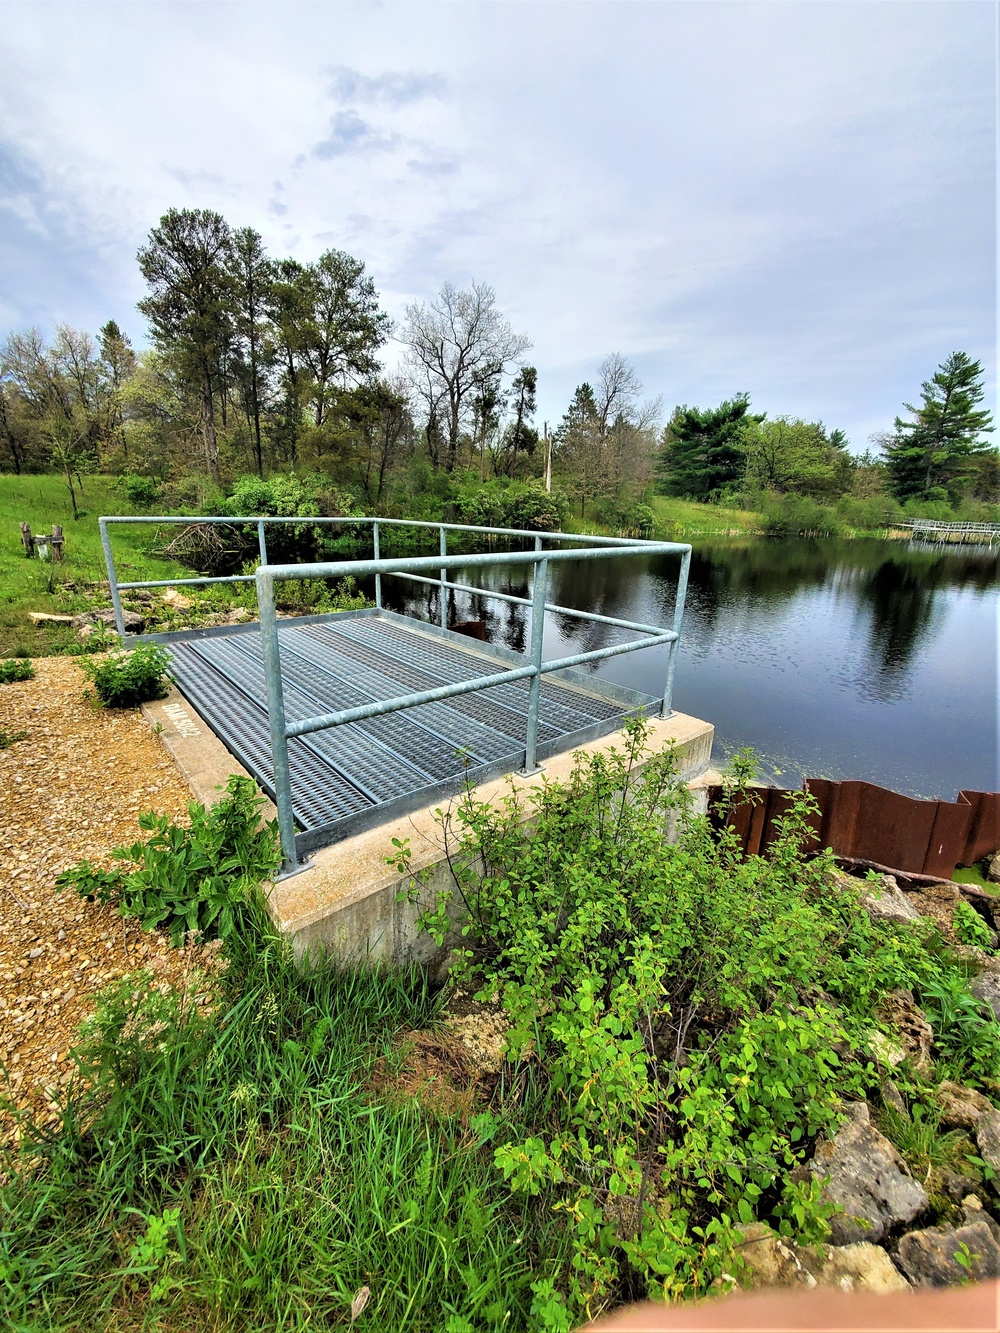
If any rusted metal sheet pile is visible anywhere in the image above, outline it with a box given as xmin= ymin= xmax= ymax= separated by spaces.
xmin=710 ymin=779 xmax=1000 ymax=878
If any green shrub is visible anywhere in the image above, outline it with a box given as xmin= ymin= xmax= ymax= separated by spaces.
xmin=116 ymin=474 xmax=162 ymax=510
xmin=397 ymin=722 xmax=999 ymax=1324
xmin=0 ymin=658 xmax=35 ymax=683
xmin=760 ymin=493 xmax=845 ymax=537
xmin=56 ymin=775 xmax=280 ymax=945
xmin=82 ymin=642 xmax=170 ymax=707
xmin=953 ymin=899 xmax=995 ymax=951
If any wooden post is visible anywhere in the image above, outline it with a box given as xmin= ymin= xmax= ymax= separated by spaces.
xmin=20 ymin=522 xmax=33 ymax=557
xmin=51 ymin=524 xmax=64 ymax=562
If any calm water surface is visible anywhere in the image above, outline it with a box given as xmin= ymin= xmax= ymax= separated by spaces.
xmin=382 ymin=538 xmax=998 ymax=800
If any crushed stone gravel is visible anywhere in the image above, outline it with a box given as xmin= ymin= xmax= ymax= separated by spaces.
xmin=0 ymin=656 xmax=203 ymax=1131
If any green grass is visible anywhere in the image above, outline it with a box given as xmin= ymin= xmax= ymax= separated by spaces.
xmin=1 ymin=913 xmax=563 ymax=1332
xmin=649 ymin=494 xmax=762 ymax=536
xmin=0 ymin=475 xmax=190 ymax=656
xmin=954 ymin=864 xmax=996 ymax=892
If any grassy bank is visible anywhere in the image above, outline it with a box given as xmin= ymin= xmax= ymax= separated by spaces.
xmin=0 ymin=475 xmax=189 ymax=656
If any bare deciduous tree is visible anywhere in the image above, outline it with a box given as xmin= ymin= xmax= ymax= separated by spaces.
xmin=401 ymin=282 xmax=531 ymax=472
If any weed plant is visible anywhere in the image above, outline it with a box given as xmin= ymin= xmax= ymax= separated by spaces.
xmin=81 ymin=642 xmax=170 ymax=707
xmin=56 ymin=775 xmax=280 ymax=945
xmin=0 ymin=658 xmax=35 ymax=683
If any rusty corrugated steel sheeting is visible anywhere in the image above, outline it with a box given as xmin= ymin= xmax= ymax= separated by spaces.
xmin=709 ymin=779 xmax=1000 ymax=878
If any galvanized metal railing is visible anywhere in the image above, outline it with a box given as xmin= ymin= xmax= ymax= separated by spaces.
xmin=99 ymin=515 xmax=691 ymax=875
xmin=892 ymin=519 xmax=999 ymax=545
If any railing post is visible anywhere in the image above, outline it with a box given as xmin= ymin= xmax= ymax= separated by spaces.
xmin=662 ymin=546 xmax=691 ymax=717
xmin=373 ymin=521 xmax=382 ymax=609
xmin=256 ymin=567 xmax=299 ymax=877
xmin=439 ymin=525 xmax=448 ymax=630
xmin=99 ymin=519 xmax=127 ymax=637
xmin=257 ymin=519 xmax=268 ymax=567
xmin=521 ymin=553 xmax=548 ymax=775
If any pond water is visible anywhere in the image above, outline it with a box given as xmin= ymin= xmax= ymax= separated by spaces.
xmin=380 ymin=537 xmax=999 ymax=800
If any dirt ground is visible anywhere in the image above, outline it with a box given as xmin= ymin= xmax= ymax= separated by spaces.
xmin=0 ymin=657 xmax=198 ymax=1130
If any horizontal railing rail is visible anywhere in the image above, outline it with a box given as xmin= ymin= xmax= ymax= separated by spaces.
xmin=99 ymin=514 xmax=691 ymax=875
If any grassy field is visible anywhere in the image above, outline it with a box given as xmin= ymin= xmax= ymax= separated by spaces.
xmin=0 ymin=475 xmax=190 ymax=656
xmin=650 ymin=494 xmax=761 ymax=536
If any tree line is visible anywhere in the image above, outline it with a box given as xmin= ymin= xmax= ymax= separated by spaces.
xmin=0 ymin=205 xmax=995 ymax=528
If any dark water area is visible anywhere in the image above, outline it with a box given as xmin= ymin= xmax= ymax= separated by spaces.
xmin=380 ymin=537 xmax=999 ymax=800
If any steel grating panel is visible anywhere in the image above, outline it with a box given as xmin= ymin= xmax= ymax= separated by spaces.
xmin=163 ymin=612 xmax=656 ymax=846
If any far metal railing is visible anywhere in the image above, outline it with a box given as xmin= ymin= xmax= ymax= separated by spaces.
xmin=99 ymin=515 xmax=691 ymax=874
xmin=893 ymin=518 xmax=998 ymax=544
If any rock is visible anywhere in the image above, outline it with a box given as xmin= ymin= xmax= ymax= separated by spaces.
xmin=881 ymin=1079 xmax=907 ymax=1115
xmin=961 ymin=1196 xmax=1000 ymax=1243
xmin=906 ymin=882 xmax=963 ymax=945
xmin=797 ymin=1101 xmax=928 ymax=1245
xmin=812 ymin=1242 xmax=910 ymax=1293
xmin=936 ymin=1081 xmax=995 ymax=1129
xmin=161 ymin=588 xmax=193 ymax=610
xmin=71 ymin=609 xmax=145 ymax=633
xmin=895 ymin=1220 xmax=1000 ymax=1286
xmin=986 ymin=852 xmax=1000 ymax=885
xmin=975 ymin=1111 xmax=1000 ymax=1175
xmin=226 ymin=607 xmax=252 ymax=624
xmin=735 ymin=1224 xmax=909 ymax=1293
xmin=970 ymin=972 xmax=1000 ymax=1021
xmin=866 ymin=1031 xmax=906 ymax=1068
xmin=27 ymin=611 xmax=74 ymax=624
xmin=735 ymin=1224 xmax=818 ymax=1289
xmin=873 ymin=989 xmax=934 ymax=1073
xmin=939 ymin=1170 xmax=975 ymax=1203
xmin=860 ymin=875 xmax=921 ymax=925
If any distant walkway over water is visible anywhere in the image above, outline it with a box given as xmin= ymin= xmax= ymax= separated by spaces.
xmin=891 ymin=519 xmax=999 ymax=546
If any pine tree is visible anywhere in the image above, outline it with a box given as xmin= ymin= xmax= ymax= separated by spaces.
xmin=883 ymin=352 xmax=994 ymax=501
xmin=657 ymin=394 xmax=764 ymax=500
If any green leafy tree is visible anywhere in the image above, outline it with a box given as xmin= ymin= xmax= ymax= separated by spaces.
xmin=227 ymin=227 xmax=275 ymax=477
xmin=882 ymin=352 xmax=994 ymax=502
xmin=743 ymin=417 xmax=853 ymax=501
xmin=137 ymin=208 xmax=235 ymax=483
xmin=657 ymin=394 xmax=764 ymax=500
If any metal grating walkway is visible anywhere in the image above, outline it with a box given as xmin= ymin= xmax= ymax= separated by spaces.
xmin=163 ymin=610 xmax=658 ymax=851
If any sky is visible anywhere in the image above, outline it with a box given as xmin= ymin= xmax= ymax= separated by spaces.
xmin=1 ymin=0 xmax=996 ymax=450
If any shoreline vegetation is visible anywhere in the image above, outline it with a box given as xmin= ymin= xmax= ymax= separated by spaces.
xmin=2 ymin=472 xmax=996 ymax=659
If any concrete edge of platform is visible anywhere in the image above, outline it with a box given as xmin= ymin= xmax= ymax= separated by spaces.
xmin=268 ymin=712 xmax=715 ymax=972
xmin=141 ymin=686 xmax=279 ymax=823
xmin=141 ymin=687 xmax=715 ymax=976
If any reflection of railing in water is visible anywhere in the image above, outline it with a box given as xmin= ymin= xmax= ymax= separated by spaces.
xmin=99 ymin=515 xmax=692 ymax=875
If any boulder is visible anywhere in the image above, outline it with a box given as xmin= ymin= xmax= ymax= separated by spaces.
xmin=797 ymin=1102 xmax=928 ymax=1245
xmin=860 ymin=875 xmax=921 ymax=925
xmin=161 ymin=588 xmax=193 ymax=610
xmin=975 ymin=1111 xmax=1000 ymax=1175
xmin=985 ymin=852 xmax=1000 ymax=885
xmin=895 ymin=1220 xmax=1000 ymax=1286
xmin=935 ymin=1080 xmax=995 ymax=1129
xmin=873 ymin=990 xmax=934 ymax=1073
xmin=735 ymin=1224 xmax=908 ymax=1293
xmin=961 ymin=1195 xmax=1000 ymax=1243
xmin=970 ymin=971 xmax=1000 ymax=1021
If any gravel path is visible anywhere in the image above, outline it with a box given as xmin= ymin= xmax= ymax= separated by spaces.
xmin=0 ymin=657 xmax=198 ymax=1129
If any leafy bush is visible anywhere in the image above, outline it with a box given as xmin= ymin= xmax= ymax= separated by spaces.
xmin=0 ymin=658 xmax=35 ymax=683
xmin=452 ymin=478 xmax=570 ymax=532
xmin=56 ymin=775 xmax=280 ymax=945
xmin=398 ymin=721 xmax=997 ymax=1324
xmin=116 ymin=473 xmax=162 ymax=510
xmin=759 ymin=492 xmax=845 ymax=537
xmin=82 ymin=642 xmax=170 ymax=707
xmin=953 ymin=899 xmax=996 ymax=951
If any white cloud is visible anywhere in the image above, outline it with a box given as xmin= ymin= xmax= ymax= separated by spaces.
xmin=0 ymin=0 xmax=993 ymax=445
